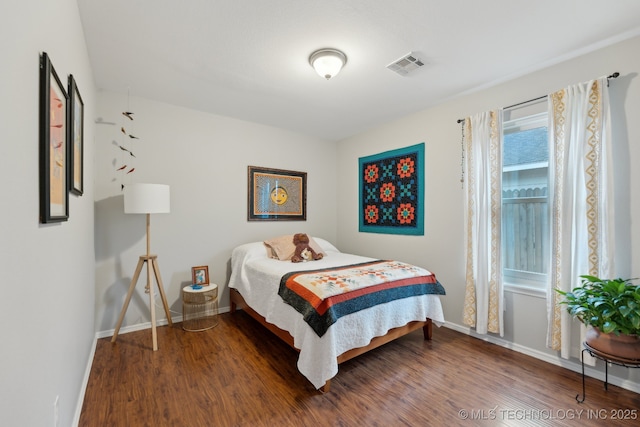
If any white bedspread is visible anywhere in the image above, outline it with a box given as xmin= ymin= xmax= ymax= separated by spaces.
xmin=227 ymin=238 xmax=445 ymax=389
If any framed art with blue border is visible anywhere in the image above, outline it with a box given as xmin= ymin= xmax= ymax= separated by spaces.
xmin=359 ymin=143 xmax=424 ymax=235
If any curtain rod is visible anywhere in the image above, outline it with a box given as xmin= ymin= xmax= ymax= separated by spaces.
xmin=455 ymin=72 xmax=620 ymax=123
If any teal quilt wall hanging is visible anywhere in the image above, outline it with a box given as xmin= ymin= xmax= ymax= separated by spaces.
xmin=359 ymin=143 xmax=425 ymax=235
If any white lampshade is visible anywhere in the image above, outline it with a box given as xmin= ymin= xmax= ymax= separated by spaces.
xmin=309 ymin=48 xmax=347 ymax=80
xmin=124 ymin=183 xmax=170 ymax=214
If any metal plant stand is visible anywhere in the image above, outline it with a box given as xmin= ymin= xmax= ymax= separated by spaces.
xmin=577 ymin=342 xmax=640 ymax=403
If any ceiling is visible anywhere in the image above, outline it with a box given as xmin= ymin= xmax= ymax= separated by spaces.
xmin=77 ymin=0 xmax=640 ymax=142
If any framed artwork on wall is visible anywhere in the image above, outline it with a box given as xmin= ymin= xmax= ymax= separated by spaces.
xmin=247 ymin=166 xmax=307 ymax=221
xmin=39 ymin=52 xmax=69 ymax=223
xmin=191 ymin=266 xmax=209 ymax=285
xmin=68 ymin=74 xmax=84 ymax=196
xmin=358 ymin=143 xmax=425 ymax=235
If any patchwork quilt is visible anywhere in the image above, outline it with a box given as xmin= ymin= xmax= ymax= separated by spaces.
xmin=278 ymin=260 xmax=446 ymax=337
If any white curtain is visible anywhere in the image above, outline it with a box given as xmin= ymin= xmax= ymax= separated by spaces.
xmin=546 ymin=77 xmax=615 ymax=359
xmin=462 ymin=110 xmax=504 ymax=336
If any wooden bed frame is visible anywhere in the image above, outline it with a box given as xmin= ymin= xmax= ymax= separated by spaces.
xmin=229 ymin=287 xmax=433 ymax=392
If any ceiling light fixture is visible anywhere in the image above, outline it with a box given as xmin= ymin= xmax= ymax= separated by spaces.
xmin=309 ymin=48 xmax=347 ymax=80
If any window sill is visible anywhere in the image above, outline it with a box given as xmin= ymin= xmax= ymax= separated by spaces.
xmin=504 ymin=282 xmax=547 ymax=299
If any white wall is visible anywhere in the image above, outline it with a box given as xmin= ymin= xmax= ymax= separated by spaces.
xmin=0 ymin=1 xmax=96 ymax=426
xmin=94 ymin=92 xmax=338 ymax=334
xmin=336 ymin=35 xmax=640 ymax=389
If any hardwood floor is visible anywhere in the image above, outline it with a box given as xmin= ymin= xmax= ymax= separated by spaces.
xmin=80 ymin=312 xmax=640 ymax=426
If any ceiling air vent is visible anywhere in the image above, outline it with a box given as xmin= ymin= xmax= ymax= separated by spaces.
xmin=386 ymin=52 xmax=425 ymax=76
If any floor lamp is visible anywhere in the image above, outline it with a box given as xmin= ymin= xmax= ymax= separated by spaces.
xmin=111 ymin=183 xmax=173 ymax=351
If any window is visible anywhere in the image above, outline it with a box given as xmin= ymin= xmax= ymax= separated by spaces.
xmin=502 ymin=101 xmax=549 ymax=294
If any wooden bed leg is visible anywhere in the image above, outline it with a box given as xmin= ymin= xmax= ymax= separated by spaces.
xmin=423 ymin=318 xmax=433 ymax=340
xmin=229 ymin=288 xmax=238 ymax=314
xmin=320 ymin=380 xmax=331 ymax=393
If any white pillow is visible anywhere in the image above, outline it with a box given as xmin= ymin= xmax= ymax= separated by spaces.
xmin=310 ymin=237 xmax=340 ymax=253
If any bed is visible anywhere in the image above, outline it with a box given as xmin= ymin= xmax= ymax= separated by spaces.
xmin=228 ymin=237 xmax=446 ymax=392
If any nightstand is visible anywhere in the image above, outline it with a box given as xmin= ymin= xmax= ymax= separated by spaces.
xmin=182 ymin=283 xmax=219 ymax=331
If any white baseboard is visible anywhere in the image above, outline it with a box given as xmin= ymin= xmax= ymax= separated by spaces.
xmin=72 ymin=335 xmax=97 ymax=427
xmin=442 ymin=321 xmax=640 ymax=395
xmin=95 ymin=315 xmax=183 ymax=339
xmin=95 ymin=306 xmax=231 ymax=339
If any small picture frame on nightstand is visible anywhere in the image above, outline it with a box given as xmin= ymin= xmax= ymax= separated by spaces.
xmin=191 ymin=266 xmax=209 ymax=285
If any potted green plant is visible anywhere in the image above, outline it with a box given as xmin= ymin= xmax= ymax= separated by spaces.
xmin=556 ymin=275 xmax=640 ymax=360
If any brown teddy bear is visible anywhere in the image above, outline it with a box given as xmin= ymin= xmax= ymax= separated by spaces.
xmin=291 ymin=233 xmax=324 ymax=263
